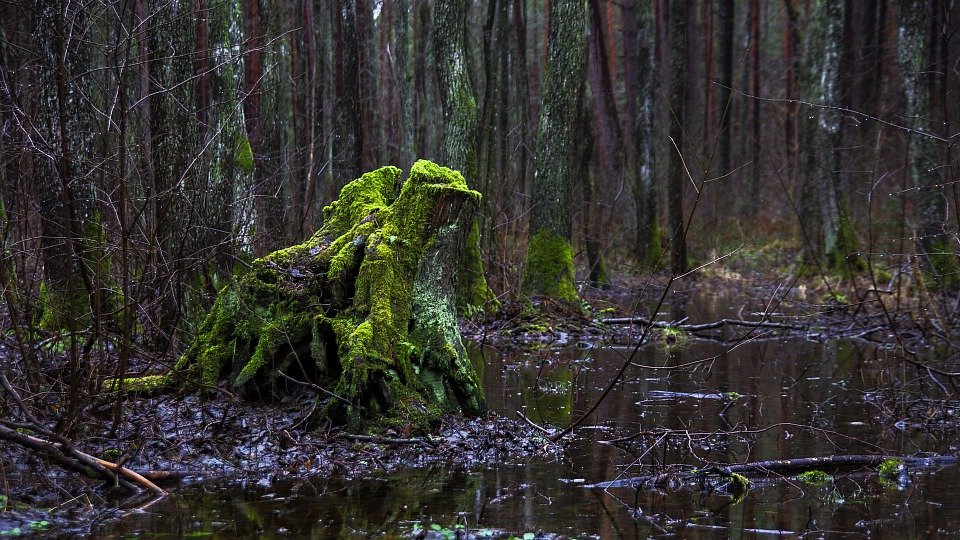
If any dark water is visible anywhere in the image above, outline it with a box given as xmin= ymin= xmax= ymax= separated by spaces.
xmin=98 ymin=294 xmax=960 ymax=539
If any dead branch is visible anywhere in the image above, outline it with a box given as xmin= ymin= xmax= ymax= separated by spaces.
xmin=585 ymin=454 xmax=958 ymax=488
xmin=602 ymin=316 xmax=807 ymax=332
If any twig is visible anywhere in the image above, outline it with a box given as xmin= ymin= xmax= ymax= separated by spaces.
xmin=516 ymin=411 xmax=555 ymax=436
xmin=277 ymin=370 xmax=350 ymax=405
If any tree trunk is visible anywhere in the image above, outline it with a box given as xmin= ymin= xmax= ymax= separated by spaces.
xmin=153 ymin=161 xmax=486 ymax=432
xmin=629 ymin=1 xmax=660 ymax=267
xmin=897 ymin=0 xmax=953 ymax=286
xmin=335 ymin=0 xmax=363 ymax=189
xmin=783 ymin=0 xmax=800 ymax=192
xmin=521 ymin=0 xmax=586 ymax=304
xmin=667 ymin=0 xmax=690 ymax=275
xmin=745 ymin=0 xmax=762 ymax=217
xmin=434 ymin=0 xmax=498 ymax=316
xmin=716 ymin=0 xmax=734 ymax=178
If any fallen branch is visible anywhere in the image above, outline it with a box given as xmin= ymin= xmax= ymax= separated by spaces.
xmin=602 ymin=316 xmax=807 ymax=332
xmin=0 ymin=424 xmax=165 ymax=495
xmin=585 ymin=454 xmax=958 ymax=488
xmin=0 ymin=373 xmax=165 ymax=495
xmin=338 ymin=433 xmax=436 ymax=448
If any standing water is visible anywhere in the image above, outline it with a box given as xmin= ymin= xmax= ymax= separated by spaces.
xmin=98 ymin=293 xmax=960 ymax=538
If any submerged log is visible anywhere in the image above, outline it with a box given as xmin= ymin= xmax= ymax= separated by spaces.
xmin=146 ymin=161 xmax=489 ymax=430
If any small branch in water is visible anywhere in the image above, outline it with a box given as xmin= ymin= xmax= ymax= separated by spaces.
xmin=515 ymin=411 xmax=556 ymax=436
xmin=602 ymin=316 xmax=806 ymax=332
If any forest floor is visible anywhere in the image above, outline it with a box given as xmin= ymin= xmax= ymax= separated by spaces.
xmin=1 ymin=257 xmax=958 ymax=536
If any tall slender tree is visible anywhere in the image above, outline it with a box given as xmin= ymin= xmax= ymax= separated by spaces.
xmin=334 ymin=0 xmax=363 ymax=189
xmin=521 ymin=0 xmax=586 ymax=304
xmin=716 ymin=0 xmax=734 ymax=177
xmin=666 ymin=0 xmax=691 ymax=274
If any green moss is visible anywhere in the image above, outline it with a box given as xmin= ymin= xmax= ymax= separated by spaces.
xmin=659 ymin=327 xmax=690 ymax=350
xmin=795 ymin=470 xmax=833 ymax=485
xmin=726 ymin=472 xmax=750 ymax=493
xmin=521 ymin=228 xmax=580 ymax=304
xmin=827 ymin=199 xmax=866 ymax=277
xmin=921 ymin=238 xmax=959 ymax=289
xmin=456 ymin=219 xmax=499 ymax=317
xmin=235 ymin=136 xmax=254 ymax=172
xmin=105 ymin=374 xmax=169 ymax=394
xmin=321 ymin=166 xmax=401 ymax=238
xmin=877 ymin=459 xmax=904 ymax=479
xmin=646 ymin=222 xmax=663 ymax=268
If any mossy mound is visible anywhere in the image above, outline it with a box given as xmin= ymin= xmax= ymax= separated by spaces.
xmin=157 ymin=161 xmax=488 ymax=431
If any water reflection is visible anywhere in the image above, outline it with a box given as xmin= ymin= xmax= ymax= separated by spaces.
xmin=100 ymin=323 xmax=960 ymax=538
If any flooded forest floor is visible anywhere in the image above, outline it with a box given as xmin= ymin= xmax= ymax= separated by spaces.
xmin=3 ymin=264 xmax=960 ymax=538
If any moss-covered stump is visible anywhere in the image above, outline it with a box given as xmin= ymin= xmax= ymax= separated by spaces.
xmin=166 ymin=161 xmax=488 ymax=430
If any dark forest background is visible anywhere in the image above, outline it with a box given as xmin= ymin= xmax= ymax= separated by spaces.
xmin=0 ymin=0 xmax=957 ymax=376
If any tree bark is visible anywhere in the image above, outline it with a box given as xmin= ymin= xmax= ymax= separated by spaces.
xmin=716 ymin=0 xmax=734 ymax=178
xmin=335 ymin=0 xmax=363 ymax=189
xmin=897 ymin=0 xmax=953 ymax=286
xmin=153 ymin=161 xmax=487 ymax=432
xmin=667 ymin=0 xmax=690 ymax=275
xmin=521 ymin=0 xmax=586 ymax=304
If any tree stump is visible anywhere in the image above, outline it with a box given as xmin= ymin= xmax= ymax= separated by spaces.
xmin=165 ymin=161 xmax=488 ymax=430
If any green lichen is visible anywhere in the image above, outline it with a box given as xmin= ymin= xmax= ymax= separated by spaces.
xmin=151 ymin=160 xmax=487 ymax=432
xmin=521 ymin=228 xmax=579 ymax=304
xmin=795 ymin=470 xmax=833 ymax=485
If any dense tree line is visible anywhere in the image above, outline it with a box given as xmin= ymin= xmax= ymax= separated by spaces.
xmin=0 ymin=1 xmax=957 ymax=427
